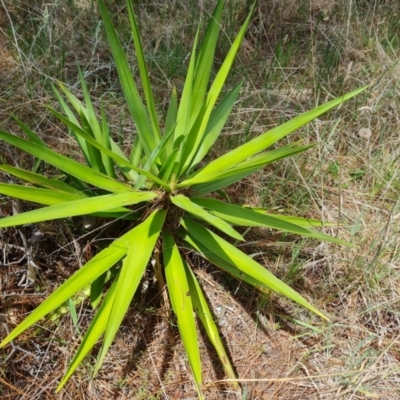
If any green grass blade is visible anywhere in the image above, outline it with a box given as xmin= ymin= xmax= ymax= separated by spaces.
xmin=129 ymin=134 xmax=142 ymax=167
xmin=184 ymin=226 xmax=325 ymax=345
xmin=0 ymin=191 xmax=157 ymax=228
xmin=163 ymin=232 xmax=202 ymax=389
xmin=57 ymin=81 xmax=130 ymax=175
xmin=57 ymin=81 xmax=128 ymax=178
xmin=191 ymin=198 xmax=347 ymax=245
xmin=181 ymin=85 xmax=369 ymax=185
xmin=182 ymin=217 xmax=329 ymax=321
xmin=12 ymin=116 xmax=47 ymax=173
xmin=109 ymin=148 xmax=138 ymax=186
xmin=125 ymin=134 xmax=142 ymax=184
xmin=91 ymin=210 xmax=140 ymax=220
xmin=235 ymin=143 xmax=316 ymax=169
xmin=90 ymin=271 xmax=109 ymax=309
xmin=98 ymin=0 xmax=157 ymax=159
xmin=127 ymin=0 xmax=162 ymax=145
xmin=57 ymin=81 xmax=89 ymax=120
xmin=0 ymin=165 xmax=82 ymax=194
xmin=0 ymin=226 xmax=139 ymax=348
xmin=183 ymin=261 xmax=237 ymax=384
xmin=171 ymin=194 xmax=243 ymax=241
xmin=193 ymin=144 xmax=309 ymax=193
xmin=96 ymin=209 xmax=166 ymax=370
xmin=12 ymin=116 xmax=46 ymax=147
xmin=52 ymin=83 xmax=80 ymax=124
xmin=67 ymin=298 xmax=79 ymax=333
xmin=0 ymin=130 xmax=134 ymax=193
xmin=56 ymin=276 xmax=119 ymax=392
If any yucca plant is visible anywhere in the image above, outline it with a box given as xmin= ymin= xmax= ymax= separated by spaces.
xmin=0 ymin=0 xmax=366 ymax=396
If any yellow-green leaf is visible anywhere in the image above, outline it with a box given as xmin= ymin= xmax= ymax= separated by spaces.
xmin=183 ymin=262 xmax=238 ymax=384
xmin=163 ymin=232 xmax=202 ymax=390
xmin=181 ymin=217 xmax=329 ymax=321
xmin=0 ymin=226 xmax=140 ymax=349
xmin=180 ymin=85 xmax=369 ymax=186
xmin=191 ymin=198 xmax=347 ymax=246
xmin=56 ymin=276 xmax=119 ymax=391
xmin=171 ymin=194 xmax=243 ymax=241
xmin=95 ymin=209 xmax=166 ymax=370
xmin=0 ymin=191 xmax=157 ymax=228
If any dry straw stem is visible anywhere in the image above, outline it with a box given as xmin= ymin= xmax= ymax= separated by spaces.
xmin=218 ymin=369 xmax=367 ymax=383
xmin=0 ymin=376 xmax=25 ymax=395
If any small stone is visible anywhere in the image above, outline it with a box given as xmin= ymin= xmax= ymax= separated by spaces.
xmin=358 ymin=127 xmax=372 ymax=139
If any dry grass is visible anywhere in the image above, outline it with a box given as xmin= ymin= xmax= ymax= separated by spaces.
xmin=1 ymin=0 xmax=400 ymax=399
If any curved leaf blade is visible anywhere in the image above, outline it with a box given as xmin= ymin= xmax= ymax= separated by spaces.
xmin=164 ymin=87 xmax=178 ymax=157
xmin=12 ymin=116 xmax=47 ymax=147
xmin=180 ymin=85 xmax=369 ymax=186
xmin=56 ymin=81 xmax=134 ymax=180
xmin=171 ymin=194 xmax=243 ymax=241
xmin=56 ymin=276 xmax=119 ymax=392
xmin=98 ymin=0 xmax=158 ymax=159
xmin=0 ymin=131 xmax=133 ymax=193
xmin=181 ymin=217 xmax=329 ymax=321
xmin=0 ymin=183 xmax=85 ymax=205
xmin=0 ymin=166 xmax=82 ymax=194
xmin=0 ymin=227 xmax=140 ymax=348
xmin=191 ymin=142 xmax=314 ymax=194
xmin=52 ymin=83 xmax=89 ymax=160
xmin=173 ymin=29 xmax=199 ymax=144
xmin=190 ymin=81 xmax=243 ymax=170
xmin=99 ymin=103 xmax=116 ymax=178
xmin=135 ymin=121 xmax=177 ymax=189
xmin=0 ymin=191 xmax=157 ymax=228
xmin=179 ymin=3 xmax=256 ymax=175
xmin=127 ymin=0 xmax=162 ymax=144
xmin=47 ymin=107 xmax=169 ymax=189
xmin=95 ymin=209 xmax=166 ymax=370
xmin=163 ymin=232 xmax=202 ymax=389
xmin=180 ymin=228 xmax=266 ymax=290
xmin=191 ymin=198 xmax=347 ymax=245
xmin=183 ymin=261 xmax=237 ymax=384
xmin=190 ymin=0 xmax=225 ymax=122
xmin=250 ymin=208 xmax=339 ymax=227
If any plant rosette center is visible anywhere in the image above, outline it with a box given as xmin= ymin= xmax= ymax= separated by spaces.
xmin=0 ymin=0 xmax=367 ymax=396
